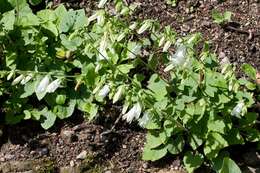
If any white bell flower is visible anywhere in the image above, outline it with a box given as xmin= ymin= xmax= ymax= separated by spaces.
xmin=36 ymin=75 xmax=50 ymax=93
xmin=159 ymin=36 xmax=165 ymax=47
xmin=21 ymin=74 xmax=33 ymax=85
xmin=170 ymin=45 xmax=187 ymax=67
xmin=46 ymin=79 xmax=61 ymax=93
xmin=122 ymin=102 xmax=142 ymax=123
xmin=138 ymin=112 xmax=149 ymax=128
xmin=88 ymin=12 xmax=99 ymax=22
xmin=137 ymin=21 xmax=151 ymax=34
xmin=163 ymin=41 xmax=171 ymax=52
xmin=98 ymin=84 xmax=110 ymax=98
xmin=231 ymin=101 xmax=244 ymax=117
xmin=98 ymin=0 xmax=107 ymax=8
xmin=11 ymin=74 xmax=24 ymax=85
xmin=113 ymin=86 xmax=124 ymax=103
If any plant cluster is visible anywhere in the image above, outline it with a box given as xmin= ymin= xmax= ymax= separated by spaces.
xmin=0 ymin=0 xmax=259 ymax=172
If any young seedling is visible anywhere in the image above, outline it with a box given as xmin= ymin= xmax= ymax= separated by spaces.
xmin=212 ymin=10 xmax=232 ymax=25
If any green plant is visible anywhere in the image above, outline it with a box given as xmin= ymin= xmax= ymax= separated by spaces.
xmin=166 ymin=0 xmax=177 ymax=7
xmin=0 ymin=1 xmax=259 ymax=172
xmin=212 ymin=10 xmax=232 ymax=25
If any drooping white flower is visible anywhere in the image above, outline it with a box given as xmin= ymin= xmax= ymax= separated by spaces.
xmin=7 ymin=71 xmax=14 ymax=81
xmin=88 ymin=12 xmax=99 ymax=22
xmin=46 ymin=79 xmax=61 ymax=93
xmin=36 ymin=75 xmax=50 ymax=93
xmin=11 ymin=74 xmax=24 ymax=85
xmin=129 ymin=22 xmax=137 ymax=30
xmin=170 ymin=45 xmax=187 ymax=66
xmin=158 ymin=36 xmax=165 ymax=47
xmin=122 ymin=102 xmax=142 ymax=123
xmin=231 ymin=101 xmax=244 ymax=117
xmin=113 ymin=86 xmax=124 ymax=103
xmin=98 ymin=0 xmax=107 ymax=8
xmin=138 ymin=112 xmax=149 ymax=128
xmin=137 ymin=21 xmax=151 ymax=34
xmin=21 ymin=74 xmax=33 ymax=85
xmin=97 ymin=12 xmax=105 ymax=25
xmin=98 ymin=35 xmax=108 ymax=61
xmin=98 ymin=84 xmax=110 ymax=98
xmin=163 ymin=40 xmax=171 ymax=52
xmin=117 ymin=32 xmax=126 ymax=42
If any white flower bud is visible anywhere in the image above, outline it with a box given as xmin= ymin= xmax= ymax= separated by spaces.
xmin=158 ymin=36 xmax=165 ymax=47
xmin=98 ymin=0 xmax=107 ymax=8
xmin=138 ymin=112 xmax=149 ymax=128
xmin=163 ymin=40 xmax=171 ymax=52
xmin=231 ymin=101 xmax=244 ymax=117
xmin=122 ymin=102 xmax=142 ymax=123
xmin=88 ymin=12 xmax=99 ymax=22
xmin=46 ymin=79 xmax=61 ymax=93
xmin=113 ymin=86 xmax=124 ymax=103
xmin=98 ymin=35 xmax=108 ymax=61
xmin=21 ymin=74 xmax=33 ymax=85
xmin=7 ymin=71 xmax=14 ymax=81
xmin=11 ymin=74 xmax=24 ymax=85
xmin=36 ymin=75 xmax=50 ymax=93
xmin=117 ymin=32 xmax=126 ymax=42
xmin=137 ymin=21 xmax=151 ymax=34
xmin=129 ymin=22 xmax=137 ymax=30
xmin=98 ymin=84 xmax=110 ymax=98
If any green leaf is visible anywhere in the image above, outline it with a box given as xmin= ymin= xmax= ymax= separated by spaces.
xmin=147 ymin=74 xmax=168 ymax=101
xmin=204 ymin=132 xmax=228 ymax=159
xmin=207 ymin=113 xmax=227 ymax=134
xmin=146 ymin=130 xmax=167 ymax=149
xmin=126 ymin=41 xmax=141 ymax=59
xmin=42 ymin=22 xmax=58 ymax=36
xmin=241 ymin=64 xmax=256 ymax=80
xmin=213 ymin=155 xmax=241 ymax=173
xmin=117 ymin=64 xmax=134 ymax=74
xmin=20 ymin=81 xmax=36 ymax=98
xmin=82 ymin=63 xmax=96 ymax=86
xmin=142 ymin=144 xmax=168 ymax=161
xmin=1 ymin=10 xmax=15 ymax=30
xmin=223 ymin=11 xmax=232 ymax=22
xmin=184 ymin=151 xmax=204 ymax=173
xmin=81 ymin=102 xmax=99 ymax=120
xmin=167 ymin=135 xmax=185 ymax=155
xmin=56 ymin=94 xmax=66 ymax=105
xmin=40 ymin=108 xmax=56 ymax=130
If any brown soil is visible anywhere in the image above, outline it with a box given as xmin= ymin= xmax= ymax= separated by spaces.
xmin=0 ymin=115 xmax=184 ymax=173
xmin=130 ymin=0 xmax=260 ymax=72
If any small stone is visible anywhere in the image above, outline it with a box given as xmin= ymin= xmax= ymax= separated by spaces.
xmin=23 ymin=171 xmax=33 ymax=173
xmin=70 ymin=160 xmax=75 ymax=167
xmin=0 ymin=157 xmax=5 ymax=162
xmin=142 ymin=163 xmax=148 ymax=169
xmin=61 ymin=130 xmax=76 ymax=143
xmin=105 ymin=171 xmax=111 ymax=173
xmin=122 ymin=145 xmax=127 ymax=149
xmin=39 ymin=148 xmax=49 ymax=156
xmin=30 ymin=151 xmax=36 ymax=155
xmin=76 ymin=150 xmax=87 ymax=160
xmin=4 ymin=154 xmax=14 ymax=160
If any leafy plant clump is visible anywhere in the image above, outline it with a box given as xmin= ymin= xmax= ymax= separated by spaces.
xmin=0 ymin=0 xmax=259 ymax=172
